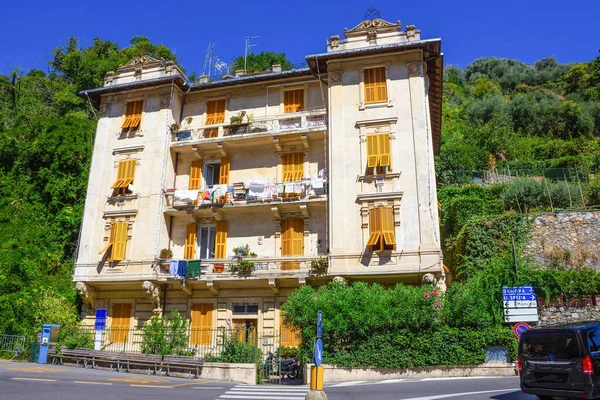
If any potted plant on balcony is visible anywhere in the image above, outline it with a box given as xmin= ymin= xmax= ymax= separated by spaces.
xmin=231 ymin=244 xmax=255 ymax=274
xmin=169 ymin=122 xmax=181 ymax=133
xmin=213 ymin=263 xmax=225 ymax=273
xmin=310 ymin=258 xmax=328 ymax=275
xmin=232 ymin=259 xmax=255 ymax=274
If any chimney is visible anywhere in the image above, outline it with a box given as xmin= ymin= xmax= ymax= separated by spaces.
xmin=272 ymin=64 xmax=282 ymax=73
xmin=199 ymin=75 xmax=210 ymax=84
xmin=235 ymin=69 xmax=245 ymax=77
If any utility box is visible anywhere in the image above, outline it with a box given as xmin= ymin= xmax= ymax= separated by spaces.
xmin=38 ymin=324 xmax=60 ymax=364
xmin=310 ymin=366 xmax=324 ymax=391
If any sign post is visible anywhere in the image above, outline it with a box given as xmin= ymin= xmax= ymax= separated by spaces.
xmin=310 ymin=310 xmax=325 ymax=393
xmin=503 ymin=286 xmax=538 ymax=323
xmin=94 ymin=309 xmax=107 ymax=351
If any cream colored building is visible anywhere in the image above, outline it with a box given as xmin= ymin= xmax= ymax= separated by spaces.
xmin=74 ymin=18 xmax=443 ymax=350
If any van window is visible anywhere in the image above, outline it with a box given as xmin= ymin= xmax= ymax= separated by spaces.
xmin=520 ymin=331 xmax=581 ymax=360
xmin=587 ymin=328 xmax=600 ymax=354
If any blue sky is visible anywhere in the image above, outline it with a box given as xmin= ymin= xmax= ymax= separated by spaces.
xmin=1 ymin=0 xmax=598 ymax=78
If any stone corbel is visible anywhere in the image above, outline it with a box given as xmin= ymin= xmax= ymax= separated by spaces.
xmin=271 ymin=205 xmax=282 ymax=220
xmin=75 ymin=282 xmax=96 ymax=310
xmin=393 ymin=204 xmax=401 ymax=226
xmin=212 ymin=209 xmax=223 ymax=222
xmin=268 ymin=278 xmax=279 ymax=295
xmin=206 ymin=280 xmax=219 ymax=296
xmin=217 ymin=143 xmax=227 ymax=158
xmin=422 ymin=273 xmax=437 ymax=286
xmin=142 ymin=281 xmax=162 ymax=314
xmin=181 ymin=281 xmax=192 ymax=296
xmin=298 ymin=276 xmax=307 ymax=286
xmin=273 ymin=138 xmax=282 ymax=153
xmin=406 ymin=62 xmax=422 ymax=77
xmin=299 ymin=205 xmax=310 ymax=219
xmin=300 ymin=135 xmax=309 ymax=150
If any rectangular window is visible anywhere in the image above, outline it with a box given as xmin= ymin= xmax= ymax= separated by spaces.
xmin=364 ymin=67 xmax=388 ymax=104
xmin=215 ymin=222 xmax=227 ymax=259
xmin=232 ymin=303 xmax=259 ymax=315
xmin=199 ymin=226 xmax=216 ymax=259
xmin=232 ymin=319 xmax=257 ymax=343
xmin=204 ymin=163 xmax=221 ymax=188
xmin=190 ymin=303 xmax=213 ymax=346
xmin=366 ymin=207 xmax=396 ymax=252
xmin=121 ymin=100 xmax=143 ymax=133
xmin=110 ymin=160 xmax=136 ymax=196
xmin=110 ymin=303 xmax=131 ymax=344
xmin=282 ymin=152 xmax=304 ymax=182
xmin=281 ymin=218 xmax=303 ymax=270
xmin=219 ymin=157 xmax=230 ymax=185
xmin=284 ymin=89 xmax=304 ymax=113
xmin=205 ymin=99 xmax=226 ymax=125
xmin=366 ymin=134 xmax=391 ymax=174
xmin=98 ymin=222 xmax=128 ymax=261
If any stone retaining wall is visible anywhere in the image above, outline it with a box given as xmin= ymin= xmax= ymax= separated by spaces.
xmin=539 ymin=305 xmax=600 ymax=325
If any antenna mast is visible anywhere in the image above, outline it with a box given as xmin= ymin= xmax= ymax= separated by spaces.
xmin=244 ymin=35 xmax=259 ymax=73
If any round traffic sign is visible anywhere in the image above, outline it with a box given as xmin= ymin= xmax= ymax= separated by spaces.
xmin=513 ymin=322 xmax=531 ymax=339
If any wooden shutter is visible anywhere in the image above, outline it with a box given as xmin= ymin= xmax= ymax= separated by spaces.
xmin=280 ymin=321 xmax=302 ymax=347
xmin=121 ymin=100 xmax=143 ymax=130
xmin=111 ymin=161 xmax=125 ymax=189
xmin=292 ymin=219 xmax=304 ymax=256
xmin=366 ymin=135 xmax=379 ymax=169
xmin=190 ymin=303 xmax=213 ymax=346
xmin=293 ymin=152 xmax=304 ymax=181
xmin=281 ymin=219 xmax=292 ymax=256
xmin=110 ymin=303 xmax=132 ymax=343
xmin=378 ymin=134 xmax=391 ymax=171
xmin=206 ymin=99 xmax=226 ymax=124
xmin=184 ymin=223 xmax=197 ymax=260
xmin=119 ymin=160 xmax=136 ymax=188
xmin=382 ymin=207 xmax=397 ymax=246
xmin=98 ymin=225 xmax=116 ymax=255
xmin=189 ymin=161 xmax=203 ymax=190
xmin=284 ymin=89 xmax=304 ymax=113
xmin=366 ymin=207 xmax=381 ymax=247
xmin=219 ymin=157 xmax=230 ymax=185
xmin=215 ymin=222 xmax=227 ymax=259
xmin=364 ymin=67 xmax=387 ymax=103
xmin=282 ymin=153 xmax=292 ymax=182
xmin=109 ymin=222 xmax=128 ymax=261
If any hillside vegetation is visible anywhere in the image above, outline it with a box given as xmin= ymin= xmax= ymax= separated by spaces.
xmin=0 ymin=35 xmax=599 ymax=342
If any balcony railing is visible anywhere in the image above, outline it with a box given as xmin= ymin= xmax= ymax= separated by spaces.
xmin=161 ymin=255 xmax=326 ymax=278
xmin=171 ymin=108 xmax=327 ymax=142
xmin=164 ymin=178 xmax=327 ymax=210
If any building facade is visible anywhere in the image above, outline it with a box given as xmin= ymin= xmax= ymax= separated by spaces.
xmin=74 ymin=18 xmax=443 ymax=350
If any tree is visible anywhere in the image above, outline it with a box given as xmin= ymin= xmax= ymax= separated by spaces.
xmin=230 ymin=52 xmax=293 ymax=73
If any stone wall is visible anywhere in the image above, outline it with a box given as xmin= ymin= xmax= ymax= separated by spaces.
xmin=526 ymin=211 xmax=600 ymax=270
xmin=539 ymin=305 xmax=600 ymax=325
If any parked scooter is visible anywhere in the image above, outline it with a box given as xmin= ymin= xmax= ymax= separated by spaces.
xmin=264 ymin=352 xmax=300 ymax=380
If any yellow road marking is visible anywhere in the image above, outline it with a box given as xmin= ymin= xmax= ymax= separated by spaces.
xmin=74 ymin=381 xmax=113 ymax=385
xmin=171 ymin=382 xmax=209 ymax=387
xmin=108 ymin=377 xmax=165 ymax=384
xmin=12 ymin=377 xmax=58 ymax=382
xmin=130 ymin=384 xmax=173 ymax=388
xmin=10 ymin=367 xmax=62 ymax=373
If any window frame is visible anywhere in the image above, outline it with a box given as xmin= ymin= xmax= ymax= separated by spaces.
xmin=203 ymin=162 xmax=221 ymax=189
xmin=121 ymin=100 xmax=144 ymax=133
xmin=198 ymin=225 xmax=217 ymax=260
xmin=283 ymin=88 xmax=305 ymax=114
xmin=99 ymin=221 xmax=129 ymax=261
xmin=205 ymin=98 xmax=227 ymax=125
xmin=365 ymin=133 xmax=392 ymax=175
xmin=367 ymin=206 xmax=396 ymax=252
xmin=359 ymin=63 xmax=392 ymax=110
xmin=111 ymin=159 xmax=137 ymax=196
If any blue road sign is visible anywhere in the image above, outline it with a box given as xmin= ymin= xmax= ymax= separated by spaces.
xmin=503 ymin=286 xmax=534 ymax=295
xmin=513 ymin=322 xmax=531 ymax=339
xmin=95 ymin=309 xmax=107 ymax=331
xmin=315 ymin=339 xmax=323 ymax=366
xmin=317 ymin=310 xmax=322 ymax=339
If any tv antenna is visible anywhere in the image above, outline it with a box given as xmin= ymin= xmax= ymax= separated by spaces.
xmin=244 ymin=35 xmax=259 ymax=73
xmin=202 ymin=42 xmax=228 ymax=79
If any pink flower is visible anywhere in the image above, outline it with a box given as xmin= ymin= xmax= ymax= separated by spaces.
xmin=433 ymin=289 xmax=439 ymax=297
xmin=434 ymin=301 xmax=441 ymax=308
xmin=424 ymin=291 xmax=430 ymax=299
xmin=313 ymin=296 xmax=318 ymax=301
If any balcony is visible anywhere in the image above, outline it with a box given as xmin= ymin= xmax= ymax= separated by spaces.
xmin=163 ymin=178 xmax=327 ymax=215
xmin=171 ymin=108 xmax=327 ymax=149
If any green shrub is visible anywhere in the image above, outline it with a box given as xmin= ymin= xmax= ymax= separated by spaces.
xmin=56 ymin=326 xmax=94 ymax=350
xmin=140 ymin=310 xmax=190 ymax=356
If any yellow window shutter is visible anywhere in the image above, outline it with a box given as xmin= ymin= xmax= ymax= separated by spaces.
xmin=366 ymin=208 xmax=381 ymax=247
xmin=366 ymin=135 xmax=379 ymax=169
xmin=191 ymin=303 xmax=213 ymax=346
xmin=206 ymin=99 xmax=226 ymax=124
xmin=219 ymin=157 xmax=230 ymax=185
xmin=382 ymin=207 xmax=397 ymax=246
xmin=364 ymin=67 xmax=387 ymax=103
xmin=378 ymin=134 xmax=391 ymax=171
xmin=215 ymin=222 xmax=227 ymax=259
xmin=129 ymin=100 xmax=143 ymax=130
xmin=184 ymin=223 xmax=197 ymax=260
xmin=119 ymin=160 xmax=136 ymax=188
xmin=292 ymin=152 xmax=304 ymax=181
xmin=110 ymin=222 xmax=128 ymax=261
xmin=282 ymin=153 xmax=293 ymax=182
xmin=281 ymin=220 xmax=292 ymax=256
xmin=121 ymin=102 xmax=134 ymax=129
xmin=284 ymin=89 xmax=304 ymax=113
xmin=189 ymin=161 xmax=203 ymax=190
xmin=364 ymin=68 xmax=375 ymax=103
xmin=280 ymin=318 xmax=301 ymax=347
xmin=111 ymin=161 xmax=126 ymax=189
xmin=291 ymin=219 xmax=304 ymax=255
xmin=98 ymin=225 xmax=115 ymax=255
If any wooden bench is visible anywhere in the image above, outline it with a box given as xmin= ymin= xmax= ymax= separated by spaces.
xmin=51 ymin=348 xmax=203 ymax=378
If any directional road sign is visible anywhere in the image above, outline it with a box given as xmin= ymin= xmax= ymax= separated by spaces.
xmin=315 ymin=339 xmax=323 ymax=366
xmin=317 ymin=310 xmax=322 ymax=339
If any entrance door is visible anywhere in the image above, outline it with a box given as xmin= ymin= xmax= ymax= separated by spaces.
xmin=110 ymin=303 xmax=131 ymax=344
xmin=191 ymin=303 xmax=213 ymax=346
xmin=232 ymin=319 xmax=257 ymax=343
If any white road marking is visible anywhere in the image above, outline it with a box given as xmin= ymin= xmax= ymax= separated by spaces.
xmin=219 ymin=384 xmax=309 ymax=399
xmin=400 ymin=388 xmax=520 ymax=400
xmin=379 ymin=379 xmax=406 ymax=384
xmin=11 ymin=377 xmax=57 ymax=382
xmin=74 ymin=381 xmax=113 ymax=385
xmin=220 ymin=396 xmax=306 ymax=400
xmin=192 ymin=386 xmax=224 ymax=389
xmin=420 ymin=376 xmax=504 ymax=381
xmin=329 ymin=380 xmax=367 ymax=387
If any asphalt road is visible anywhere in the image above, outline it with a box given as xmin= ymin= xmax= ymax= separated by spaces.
xmin=0 ymin=360 xmax=537 ymax=400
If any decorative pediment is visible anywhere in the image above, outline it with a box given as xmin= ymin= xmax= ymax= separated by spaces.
xmin=118 ymin=55 xmax=164 ymax=73
xmin=344 ymin=18 xmax=402 ymax=39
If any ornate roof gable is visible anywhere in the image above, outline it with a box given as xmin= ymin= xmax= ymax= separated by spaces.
xmin=344 ymin=18 xmax=402 ymax=39
xmin=118 ymin=55 xmax=165 ymax=73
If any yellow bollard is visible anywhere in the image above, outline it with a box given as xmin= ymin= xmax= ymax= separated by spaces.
xmin=310 ymin=365 xmax=324 ymax=391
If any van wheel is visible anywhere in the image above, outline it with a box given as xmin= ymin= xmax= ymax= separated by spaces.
xmin=536 ymin=396 xmax=554 ymax=400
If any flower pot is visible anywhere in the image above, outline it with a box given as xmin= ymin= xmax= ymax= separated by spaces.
xmin=213 ymin=263 xmax=225 ymax=273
